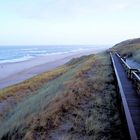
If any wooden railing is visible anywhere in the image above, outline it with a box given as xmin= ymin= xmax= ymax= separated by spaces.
xmin=116 ymin=53 xmax=140 ymax=95
xmin=110 ymin=53 xmax=137 ymax=140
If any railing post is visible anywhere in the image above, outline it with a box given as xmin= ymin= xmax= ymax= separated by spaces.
xmin=115 ymin=52 xmax=140 ymax=95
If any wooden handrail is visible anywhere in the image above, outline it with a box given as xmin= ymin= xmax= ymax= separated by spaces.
xmin=115 ymin=52 xmax=140 ymax=94
xmin=116 ymin=53 xmax=131 ymax=69
xmin=110 ymin=53 xmax=138 ymax=140
xmin=132 ymin=71 xmax=140 ymax=81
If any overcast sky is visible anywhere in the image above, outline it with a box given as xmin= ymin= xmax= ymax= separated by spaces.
xmin=0 ymin=0 xmax=140 ymax=45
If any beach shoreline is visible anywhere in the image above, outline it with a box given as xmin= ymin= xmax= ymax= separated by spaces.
xmin=0 ymin=49 xmax=105 ymax=89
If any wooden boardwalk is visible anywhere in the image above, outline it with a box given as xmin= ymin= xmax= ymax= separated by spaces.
xmin=111 ymin=53 xmax=140 ymax=140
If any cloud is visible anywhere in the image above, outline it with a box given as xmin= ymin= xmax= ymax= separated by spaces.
xmin=1 ymin=0 xmax=140 ymax=45
xmin=114 ymin=3 xmax=129 ymax=10
xmin=2 ymin=0 xmax=139 ymax=21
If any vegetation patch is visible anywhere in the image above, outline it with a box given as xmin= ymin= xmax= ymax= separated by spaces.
xmin=112 ymin=38 xmax=140 ymax=63
xmin=0 ymin=52 xmax=124 ymax=139
xmin=0 ymin=66 xmax=68 ymax=101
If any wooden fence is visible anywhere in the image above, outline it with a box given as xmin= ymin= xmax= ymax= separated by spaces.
xmin=116 ymin=53 xmax=140 ymax=95
xmin=110 ymin=53 xmax=138 ymax=140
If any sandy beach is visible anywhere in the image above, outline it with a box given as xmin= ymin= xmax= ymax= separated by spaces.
xmin=0 ymin=49 xmax=105 ymax=89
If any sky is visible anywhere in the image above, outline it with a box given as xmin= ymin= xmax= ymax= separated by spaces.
xmin=0 ymin=0 xmax=140 ymax=46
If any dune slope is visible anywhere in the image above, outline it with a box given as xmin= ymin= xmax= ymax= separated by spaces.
xmin=0 ymin=52 xmax=124 ymax=139
xmin=113 ymin=38 xmax=140 ymax=63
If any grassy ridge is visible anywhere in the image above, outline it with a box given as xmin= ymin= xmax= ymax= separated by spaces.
xmin=0 ymin=55 xmax=92 ymax=101
xmin=112 ymin=38 xmax=140 ymax=63
xmin=0 ymin=54 xmax=96 ymax=137
xmin=0 ymin=52 xmax=124 ymax=139
xmin=0 ymin=65 xmax=70 ymax=117
xmin=0 ymin=66 xmax=68 ymax=100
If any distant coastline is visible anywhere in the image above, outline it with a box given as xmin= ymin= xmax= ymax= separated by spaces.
xmin=0 ymin=45 xmax=108 ymax=64
xmin=0 ymin=47 xmax=106 ymax=89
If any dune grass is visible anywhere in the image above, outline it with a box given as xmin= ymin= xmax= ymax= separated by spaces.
xmin=0 ymin=54 xmax=93 ymax=101
xmin=0 ymin=66 xmax=68 ymax=100
xmin=0 ymin=52 xmax=124 ymax=139
xmin=113 ymin=43 xmax=140 ymax=63
xmin=133 ymin=49 xmax=140 ymax=63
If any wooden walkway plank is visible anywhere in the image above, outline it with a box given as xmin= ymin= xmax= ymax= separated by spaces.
xmin=111 ymin=53 xmax=139 ymax=140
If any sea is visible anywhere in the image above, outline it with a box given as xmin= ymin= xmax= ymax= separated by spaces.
xmin=0 ymin=45 xmax=107 ymax=64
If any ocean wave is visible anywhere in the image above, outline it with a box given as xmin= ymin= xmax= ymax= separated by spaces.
xmin=20 ymin=48 xmax=39 ymax=51
xmin=0 ymin=46 xmax=98 ymax=64
xmin=0 ymin=55 xmax=34 ymax=64
xmin=0 ymin=52 xmax=67 ymax=64
xmin=28 ymin=50 xmax=49 ymax=53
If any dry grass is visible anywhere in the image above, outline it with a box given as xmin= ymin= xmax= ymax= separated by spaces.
xmin=0 ymin=66 xmax=68 ymax=101
xmin=42 ymin=53 xmax=123 ymax=140
xmin=0 ymin=52 xmax=124 ymax=139
xmin=112 ymin=42 xmax=140 ymax=63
